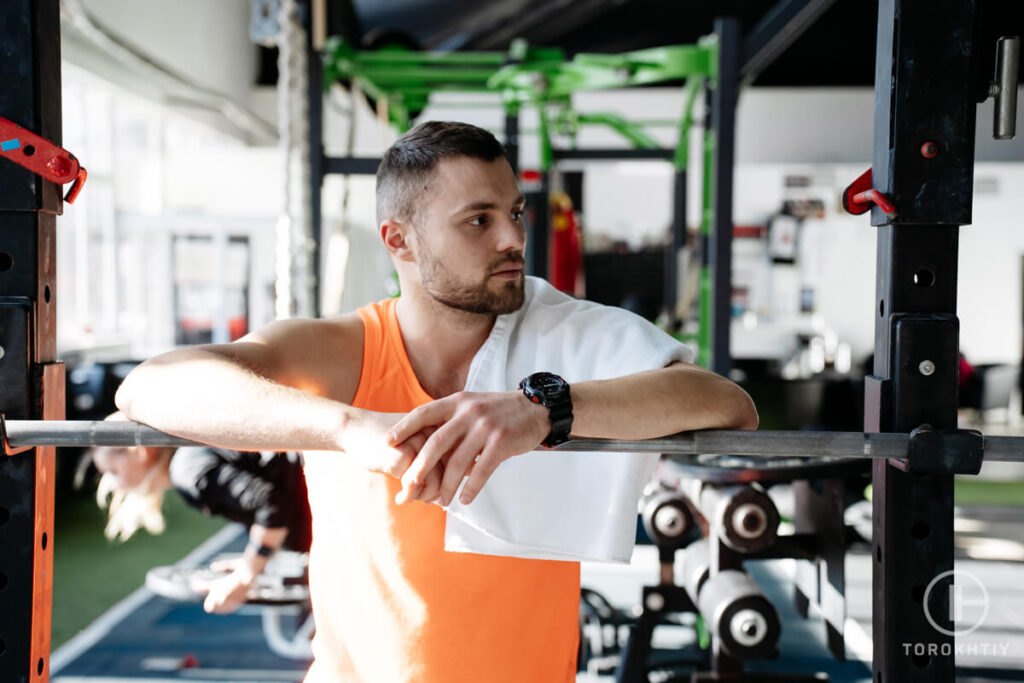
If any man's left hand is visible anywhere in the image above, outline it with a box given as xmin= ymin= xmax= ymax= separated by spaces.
xmin=387 ymin=391 xmax=549 ymax=506
xmin=200 ymin=558 xmax=258 ymax=614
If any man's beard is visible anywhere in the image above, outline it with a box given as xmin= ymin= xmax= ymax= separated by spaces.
xmin=420 ymin=251 xmax=525 ymax=315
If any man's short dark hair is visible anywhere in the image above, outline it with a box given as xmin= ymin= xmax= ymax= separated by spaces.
xmin=376 ymin=121 xmax=508 ymax=226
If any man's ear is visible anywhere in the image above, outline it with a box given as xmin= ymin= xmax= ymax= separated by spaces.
xmin=380 ymin=219 xmax=415 ymax=262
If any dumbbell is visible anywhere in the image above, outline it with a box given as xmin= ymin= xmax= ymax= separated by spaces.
xmin=686 ymin=482 xmax=779 ymax=554
xmin=697 ymin=569 xmax=780 ymax=660
xmin=640 ymin=487 xmax=697 ymax=550
xmin=679 ymin=537 xmax=711 ymax=602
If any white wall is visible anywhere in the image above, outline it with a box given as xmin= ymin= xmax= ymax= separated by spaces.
xmin=596 ymin=161 xmax=1024 ymax=370
xmin=167 ymin=82 xmax=1024 ymax=364
xmin=516 ymin=88 xmax=1024 ymax=365
xmin=61 ymin=0 xmax=264 ymax=142
xmin=959 ymin=164 xmax=1024 ymax=364
xmin=76 ymin=0 xmax=258 ymax=110
xmin=59 ymin=5 xmax=1024 ymax=357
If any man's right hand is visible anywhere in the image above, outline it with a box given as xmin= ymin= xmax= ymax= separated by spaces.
xmin=338 ymin=410 xmax=444 ymax=503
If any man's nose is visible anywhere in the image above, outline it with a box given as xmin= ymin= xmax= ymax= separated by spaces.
xmin=495 ymin=214 xmax=526 ymax=252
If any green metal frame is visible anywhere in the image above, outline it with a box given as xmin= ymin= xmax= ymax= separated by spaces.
xmin=323 ymin=37 xmax=714 ymax=138
xmin=322 ymin=36 xmax=721 ymax=366
xmin=487 ymin=44 xmax=713 ymax=103
xmin=554 ymin=111 xmax=660 ymax=150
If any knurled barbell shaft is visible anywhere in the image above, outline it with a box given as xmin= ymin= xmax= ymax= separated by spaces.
xmin=565 ymin=432 xmax=1022 ymax=463
xmin=3 ymin=420 xmax=1023 ymax=462
xmin=4 ymin=420 xmax=200 ymax=448
xmin=559 ymin=430 xmax=910 ymax=458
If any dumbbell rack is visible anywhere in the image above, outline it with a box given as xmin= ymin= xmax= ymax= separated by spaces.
xmin=614 ymin=456 xmax=862 ymax=682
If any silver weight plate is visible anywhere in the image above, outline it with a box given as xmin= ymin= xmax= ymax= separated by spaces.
xmin=664 ymin=453 xmax=867 ymax=484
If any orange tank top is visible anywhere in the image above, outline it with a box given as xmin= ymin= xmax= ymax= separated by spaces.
xmin=302 ymin=298 xmax=580 ymax=683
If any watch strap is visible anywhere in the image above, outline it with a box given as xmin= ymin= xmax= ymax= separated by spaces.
xmin=247 ymin=542 xmax=277 ymax=558
xmin=519 ymin=372 xmax=573 ymax=447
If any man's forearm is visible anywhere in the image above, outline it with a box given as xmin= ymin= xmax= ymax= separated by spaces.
xmin=390 ymin=363 xmax=759 ymax=506
xmin=116 ymin=348 xmax=356 ymax=451
xmin=569 ymin=363 xmax=758 ymax=440
xmin=241 ymin=525 xmax=289 ymax=579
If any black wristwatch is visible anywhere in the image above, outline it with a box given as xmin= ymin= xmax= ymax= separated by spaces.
xmin=247 ymin=542 xmax=277 ymax=558
xmin=519 ymin=372 xmax=574 ymax=447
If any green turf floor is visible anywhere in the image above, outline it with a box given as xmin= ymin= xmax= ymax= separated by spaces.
xmin=48 ymin=471 xmax=1024 ymax=652
xmin=954 ymin=477 xmax=1024 ymax=507
xmin=52 ymin=490 xmax=225 ymax=649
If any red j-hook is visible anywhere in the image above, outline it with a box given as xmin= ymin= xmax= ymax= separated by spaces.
xmin=842 ymin=168 xmax=897 ymax=221
xmin=0 ymin=116 xmax=88 ymax=204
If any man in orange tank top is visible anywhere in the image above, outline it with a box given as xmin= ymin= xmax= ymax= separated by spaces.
xmin=116 ymin=121 xmax=758 ymax=682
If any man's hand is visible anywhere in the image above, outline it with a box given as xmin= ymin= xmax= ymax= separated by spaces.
xmin=339 ymin=410 xmax=444 ymax=503
xmin=200 ymin=558 xmax=258 ymax=614
xmin=386 ymin=391 xmax=550 ymax=507
xmin=339 ymin=410 xmax=423 ymax=478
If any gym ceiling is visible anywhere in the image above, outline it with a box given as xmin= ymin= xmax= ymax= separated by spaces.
xmin=321 ymin=0 xmax=1024 ymax=87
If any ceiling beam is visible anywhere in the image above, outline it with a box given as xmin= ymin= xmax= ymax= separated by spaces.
xmin=327 ymin=0 xmax=363 ymax=45
xmin=520 ymin=0 xmax=631 ymax=48
xmin=740 ymin=0 xmax=837 ymax=84
xmin=426 ymin=0 xmax=626 ymax=51
xmin=424 ymin=0 xmax=538 ymax=50
xmin=466 ymin=0 xmax=626 ymax=50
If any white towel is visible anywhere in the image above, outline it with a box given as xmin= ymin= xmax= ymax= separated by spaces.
xmin=444 ymin=277 xmax=693 ymax=563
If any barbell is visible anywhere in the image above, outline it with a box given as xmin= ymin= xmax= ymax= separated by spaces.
xmin=2 ymin=418 xmax=1022 ymax=466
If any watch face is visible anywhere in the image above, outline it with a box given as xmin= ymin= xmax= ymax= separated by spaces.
xmin=538 ymin=376 xmax=564 ymax=391
xmin=530 ymin=373 xmax=567 ymax=395
xmin=522 ymin=372 xmax=573 ymax=447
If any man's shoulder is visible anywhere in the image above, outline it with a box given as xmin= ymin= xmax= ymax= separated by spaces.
xmin=241 ymin=313 xmax=365 ymax=398
xmin=521 ymin=276 xmax=621 ymax=320
xmin=315 ymin=311 xmax=365 ymax=338
xmin=518 ymin=277 xmax=692 ymax=363
xmin=198 ymin=313 xmax=364 ymax=376
xmin=249 ymin=312 xmax=363 ymax=350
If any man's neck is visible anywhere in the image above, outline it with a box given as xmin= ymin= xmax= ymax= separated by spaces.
xmin=395 ymin=290 xmax=496 ymax=398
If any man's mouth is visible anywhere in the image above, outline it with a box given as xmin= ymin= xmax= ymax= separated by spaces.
xmin=490 ymin=265 xmax=523 ymax=279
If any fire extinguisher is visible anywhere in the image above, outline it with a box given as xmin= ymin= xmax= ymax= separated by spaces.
xmin=549 ymin=190 xmax=581 ymax=294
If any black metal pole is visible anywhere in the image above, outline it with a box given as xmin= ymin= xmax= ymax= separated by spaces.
xmin=506 ymin=110 xmax=550 ymax=279
xmin=710 ymin=18 xmax=740 ymax=377
xmin=740 ymin=0 xmax=839 ymax=83
xmin=504 ymin=112 xmax=519 ymax=177
xmin=0 ymin=1 xmax=63 ymax=679
xmin=527 ymin=172 xmax=550 ymax=280
xmin=868 ymin=1 xmax=979 ymax=681
xmin=665 ymin=169 xmax=687 ymax=328
xmin=562 ymin=170 xmax=583 ymax=210
xmin=324 ymin=157 xmax=381 ymax=175
xmin=551 ymin=148 xmax=674 ymax=161
xmin=305 ymin=1 xmax=324 ymax=317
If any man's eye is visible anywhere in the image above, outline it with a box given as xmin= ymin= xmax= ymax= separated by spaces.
xmin=511 ymin=209 xmax=524 ymax=222
xmin=468 ymin=215 xmax=488 ymax=227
